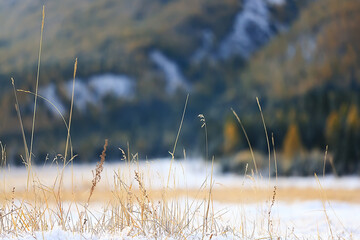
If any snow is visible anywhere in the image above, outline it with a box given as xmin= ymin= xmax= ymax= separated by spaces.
xmin=266 ymin=0 xmax=286 ymax=5
xmin=89 ymin=74 xmax=135 ymax=100
xmin=219 ymin=0 xmax=273 ymax=59
xmin=3 ymin=200 xmax=359 ymax=239
xmin=39 ymin=83 xmax=66 ymax=116
xmin=300 ymin=36 xmax=317 ymax=62
xmin=38 ymin=74 xmax=136 ymax=115
xmin=220 ymin=200 xmax=360 ymax=238
xmin=9 ymin=226 xmax=150 ymax=240
xmin=150 ymin=50 xmax=190 ymax=94
xmin=286 ymin=43 xmax=296 ymax=59
xmin=64 ymin=78 xmax=96 ymax=112
xmin=285 ymin=36 xmax=317 ymax=62
xmin=2 ymin=159 xmax=360 ymax=239
xmin=63 ymin=74 xmax=135 ymax=112
xmin=3 ymin=159 xmax=360 ymax=192
xmin=191 ymin=30 xmax=215 ymax=64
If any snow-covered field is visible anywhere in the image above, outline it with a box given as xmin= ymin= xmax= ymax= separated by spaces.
xmin=1 ymin=159 xmax=359 ymax=239
xmin=3 ymin=159 xmax=360 ymax=191
xmin=2 ymin=199 xmax=359 ymax=239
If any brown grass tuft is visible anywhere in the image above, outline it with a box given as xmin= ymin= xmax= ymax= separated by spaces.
xmin=267 ymin=185 xmax=277 ymax=236
xmin=87 ymin=139 xmax=108 ymax=204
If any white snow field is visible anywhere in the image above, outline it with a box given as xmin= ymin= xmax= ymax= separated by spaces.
xmin=1 ymin=159 xmax=359 ymax=239
xmin=3 ymin=159 xmax=360 ymax=191
xmin=2 ymin=200 xmax=359 ymax=239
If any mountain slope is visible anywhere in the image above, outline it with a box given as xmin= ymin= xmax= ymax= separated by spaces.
xmin=0 ymin=0 xmax=239 ymax=85
xmin=0 ymin=0 xmax=325 ymax=165
xmin=235 ymin=0 xmax=360 ymax=174
xmin=241 ymin=0 xmax=360 ymax=99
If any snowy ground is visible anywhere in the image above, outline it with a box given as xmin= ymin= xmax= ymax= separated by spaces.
xmin=1 ymin=159 xmax=359 ymax=239
xmin=2 ymin=200 xmax=359 ymax=239
xmin=2 ymin=159 xmax=360 ymax=191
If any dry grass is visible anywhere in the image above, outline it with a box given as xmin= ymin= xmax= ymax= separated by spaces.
xmin=0 ymin=155 xmax=357 ymax=239
xmin=0 ymin=156 xmax=221 ymax=238
xmin=2 ymin=185 xmax=360 ymax=205
xmin=87 ymin=139 xmax=108 ymax=204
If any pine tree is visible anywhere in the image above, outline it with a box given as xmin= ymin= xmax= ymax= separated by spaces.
xmin=342 ymin=104 xmax=360 ymax=173
xmin=223 ymin=118 xmax=240 ymax=154
xmin=283 ymin=123 xmax=303 ymax=159
xmin=330 ymin=104 xmax=360 ymax=174
xmin=325 ymin=111 xmax=341 ymax=147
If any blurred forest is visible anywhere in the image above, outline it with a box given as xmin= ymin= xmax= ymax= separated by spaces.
xmin=1 ymin=0 xmax=360 ymax=175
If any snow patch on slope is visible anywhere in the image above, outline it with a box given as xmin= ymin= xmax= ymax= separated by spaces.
xmin=300 ymin=35 xmax=317 ymax=62
xmin=219 ymin=0 xmax=273 ymax=59
xmin=64 ymin=79 xmax=96 ymax=112
xmin=39 ymin=83 xmax=66 ymax=116
xmin=39 ymin=74 xmax=135 ymax=115
xmin=89 ymin=74 xmax=135 ymax=100
xmin=64 ymin=74 xmax=135 ymax=112
xmin=150 ymin=50 xmax=190 ymax=94
xmin=266 ymin=0 xmax=286 ymax=5
xmin=191 ymin=30 xmax=215 ymax=64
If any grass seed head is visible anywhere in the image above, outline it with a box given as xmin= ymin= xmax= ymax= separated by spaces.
xmin=87 ymin=139 xmax=108 ymax=204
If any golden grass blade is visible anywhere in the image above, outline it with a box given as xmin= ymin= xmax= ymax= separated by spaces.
xmin=231 ymin=108 xmax=258 ymax=175
xmin=64 ymin=58 xmax=77 ymax=164
xmin=167 ymin=94 xmax=189 ymax=188
xmin=203 ymin=156 xmax=214 ymax=236
xmin=29 ymin=5 xmax=45 ymax=172
xmin=0 ymin=141 xmax=6 ymax=167
xmin=271 ymin=133 xmax=277 ymax=181
xmin=198 ymin=114 xmax=208 ymax=161
xmin=323 ymin=145 xmax=328 ymax=178
xmin=11 ymin=79 xmax=30 ymax=164
xmin=256 ymin=97 xmax=271 ymax=181
xmin=314 ymin=173 xmax=334 ymax=239
xmin=16 ymin=89 xmax=73 ymax=141
xmin=16 ymin=89 xmax=75 ymax=174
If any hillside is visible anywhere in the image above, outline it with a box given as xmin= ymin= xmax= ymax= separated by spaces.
xmin=0 ymin=0 xmax=304 ymax=163
xmin=237 ymin=0 xmax=360 ymax=174
xmin=0 ymin=0 xmax=239 ymax=83
xmin=241 ymin=0 xmax=360 ymax=99
xmin=0 ymin=0 xmax=240 ymax=162
xmin=2 ymin=0 xmax=359 ymax=175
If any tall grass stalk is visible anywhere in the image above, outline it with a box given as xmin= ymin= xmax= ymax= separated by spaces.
xmin=271 ymin=133 xmax=278 ymax=181
xmin=198 ymin=114 xmax=208 ymax=161
xmin=256 ymin=97 xmax=271 ymax=181
xmin=64 ymin=58 xmax=77 ymax=165
xmin=231 ymin=108 xmax=258 ymax=175
xmin=323 ymin=145 xmax=329 ymax=178
xmin=28 ymin=6 xmax=45 ymax=185
xmin=167 ymin=94 xmax=189 ymax=188
xmin=11 ymin=78 xmax=30 ymax=164
xmin=315 ymin=173 xmax=334 ymax=239
xmin=203 ymin=156 xmax=214 ymax=238
xmin=0 ymin=141 xmax=6 ymax=167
